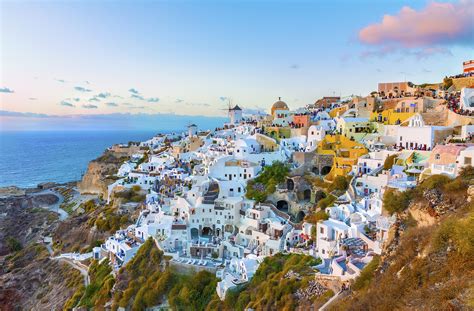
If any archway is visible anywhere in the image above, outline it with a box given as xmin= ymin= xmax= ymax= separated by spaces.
xmin=312 ymin=167 xmax=319 ymax=175
xmin=224 ymin=224 xmax=234 ymax=233
xmin=296 ymin=211 xmax=306 ymax=222
xmin=276 ymin=200 xmax=289 ymax=213
xmin=303 ymin=189 xmax=311 ymax=200
xmin=287 ymin=179 xmax=295 ymax=191
xmin=321 ymin=166 xmax=331 ymax=175
xmin=202 ymin=227 xmax=213 ymax=237
xmin=315 ymin=190 xmax=326 ymax=202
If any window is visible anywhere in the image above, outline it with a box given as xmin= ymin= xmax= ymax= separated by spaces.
xmin=320 ymin=227 xmax=324 ymax=234
xmin=465 ymin=157 xmax=472 ymax=165
xmin=435 ymin=154 xmax=440 ymax=160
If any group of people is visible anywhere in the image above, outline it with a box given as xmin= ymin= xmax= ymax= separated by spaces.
xmin=445 ymin=93 xmax=474 ymax=116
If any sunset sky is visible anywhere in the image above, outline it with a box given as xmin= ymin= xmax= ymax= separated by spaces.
xmin=1 ymin=0 xmax=473 ymax=126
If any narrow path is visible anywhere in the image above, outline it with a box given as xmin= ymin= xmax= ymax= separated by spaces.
xmin=319 ymin=289 xmax=349 ymax=311
xmin=31 ymin=189 xmax=68 ymax=220
xmin=45 ymin=244 xmax=90 ymax=287
xmin=57 ymin=258 xmax=90 ymax=286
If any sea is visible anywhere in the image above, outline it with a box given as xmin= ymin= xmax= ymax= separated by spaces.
xmin=0 ymin=130 xmax=165 ymax=188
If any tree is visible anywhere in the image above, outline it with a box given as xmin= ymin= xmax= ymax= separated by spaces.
xmin=329 ymin=176 xmax=349 ymax=192
xmin=383 ymin=154 xmax=398 ymax=170
xmin=443 ymin=76 xmax=453 ymax=90
xmin=305 ymin=210 xmax=329 ymax=224
xmin=245 ymin=161 xmax=290 ymax=202
xmin=383 ymin=189 xmax=412 ymax=214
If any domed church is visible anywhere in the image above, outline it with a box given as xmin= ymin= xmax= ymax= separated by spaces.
xmin=271 ymin=97 xmax=289 ymax=117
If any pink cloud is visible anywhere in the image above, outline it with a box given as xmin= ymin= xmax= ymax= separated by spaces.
xmin=359 ymin=0 xmax=474 ymax=48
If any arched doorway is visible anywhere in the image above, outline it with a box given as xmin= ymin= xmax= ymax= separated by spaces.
xmin=287 ymin=179 xmax=295 ymax=191
xmin=321 ymin=166 xmax=331 ymax=175
xmin=224 ymin=224 xmax=234 ymax=233
xmin=296 ymin=211 xmax=306 ymax=222
xmin=276 ymin=200 xmax=289 ymax=213
xmin=312 ymin=167 xmax=319 ymax=175
xmin=315 ymin=190 xmax=326 ymax=202
xmin=202 ymin=227 xmax=213 ymax=237
xmin=303 ymin=189 xmax=311 ymax=200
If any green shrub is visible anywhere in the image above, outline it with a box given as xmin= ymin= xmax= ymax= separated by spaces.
xmin=443 ymin=178 xmax=468 ymax=193
xmin=317 ymin=195 xmax=336 ymax=209
xmin=459 ymin=165 xmax=474 ymax=182
xmin=131 ymin=185 xmax=141 ymax=192
xmin=246 ymin=161 xmax=290 ymax=202
xmin=328 ymin=176 xmax=349 ymax=192
xmin=216 ymin=254 xmax=323 ymax=310
xmin=78 ymin=259 xmax=114 ymax=308
xmin=433 ymin=213 xmax=474 ymax=258
xmin=305 ymin=210 xmax=329 ymax=225
xmin=82 ymin=199 xmax=96 ymax=213
xmin=352 ymin=256 xmax=380 ymax=291
xmin=6 ymin=237 xmax=22 ymax=252
xmin=383 ymin=154 xmax=398 ymax=170
xmin=383 ymin=189 xmax=412 ymax=214
xmin=419 ymin=174 xmax=451 ymax=191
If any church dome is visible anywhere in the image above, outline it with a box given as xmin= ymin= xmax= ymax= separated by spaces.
xmin=271 ymin=98 xmax=289 ymax=116
xmin=272 ymin=100 xmax=288 ymax=111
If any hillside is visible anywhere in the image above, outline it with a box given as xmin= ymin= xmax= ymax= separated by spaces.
xmin=328 ymin=169 xmax=474 ymax=310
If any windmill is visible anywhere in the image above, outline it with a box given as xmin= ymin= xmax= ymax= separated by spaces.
xmin=221 ymin=97 xmax=243 ymax=125
xmin=186 ymin=121 xmax=198 ymax=137
xmin=220 ymin=97 xmax=234 ymax=117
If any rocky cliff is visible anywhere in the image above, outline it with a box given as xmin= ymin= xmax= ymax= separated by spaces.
xmin=328 ymin=175 xmax=474 ymax=311
xmin=0 ymin=191 xmax=83 ymax=310
xmin=78 ymin=147 xmax=139 ymax=198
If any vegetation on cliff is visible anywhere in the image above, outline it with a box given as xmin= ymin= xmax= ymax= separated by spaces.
xmin=112 ymin=238 xmax=219 ymax=310
xmin=246 ymin=161 xmax=290 ymax=202
xmin=329 ymin=169 xmax=474 ymax=310
xmin=210 ymin=253 xmax=327 ymax=311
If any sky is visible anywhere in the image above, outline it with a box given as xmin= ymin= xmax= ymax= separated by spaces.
xmin=0 ymin=0 xmax=473 ymax=130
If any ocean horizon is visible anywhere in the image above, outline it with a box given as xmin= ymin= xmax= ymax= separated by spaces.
xmin=0 ymin=130 xmax=168 ymax=188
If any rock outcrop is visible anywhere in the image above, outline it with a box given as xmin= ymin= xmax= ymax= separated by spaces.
xmin=78 ymin=147 xmax=139 ymax=197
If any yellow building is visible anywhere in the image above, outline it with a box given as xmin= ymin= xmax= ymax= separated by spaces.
xmin=316 ymin=134 xmax=368 ymax=181
xmin=329 ymin=106 xmax=348 ymax=118
xmin=371 ymin=109 xmax=415 ymax=125
xmin=264 ymin=126 xmax=291 ymax=141
xmin=255 ymin=133 xmax=278 ymax=152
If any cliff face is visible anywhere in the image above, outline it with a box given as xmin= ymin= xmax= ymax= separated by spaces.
xmin=329 ymin=180 xmax=474 ymax=311
xmin=78 ymin=147 xmax=139 ymax=197
xmin=0 ymin=192 xmax=83 ymax=310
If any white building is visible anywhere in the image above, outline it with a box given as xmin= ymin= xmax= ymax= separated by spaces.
xmin=229 ymin=105 xmax=243 ymax=125
xmin=104 ymin=230 xmax=141 ymax=267
xmin=460 ymin=88 xmax=474 ymax=111
xmin=306 ymin=125 xmax=326 ymax=152
xmin=316 ymin=219 xmax=350 ymax=259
